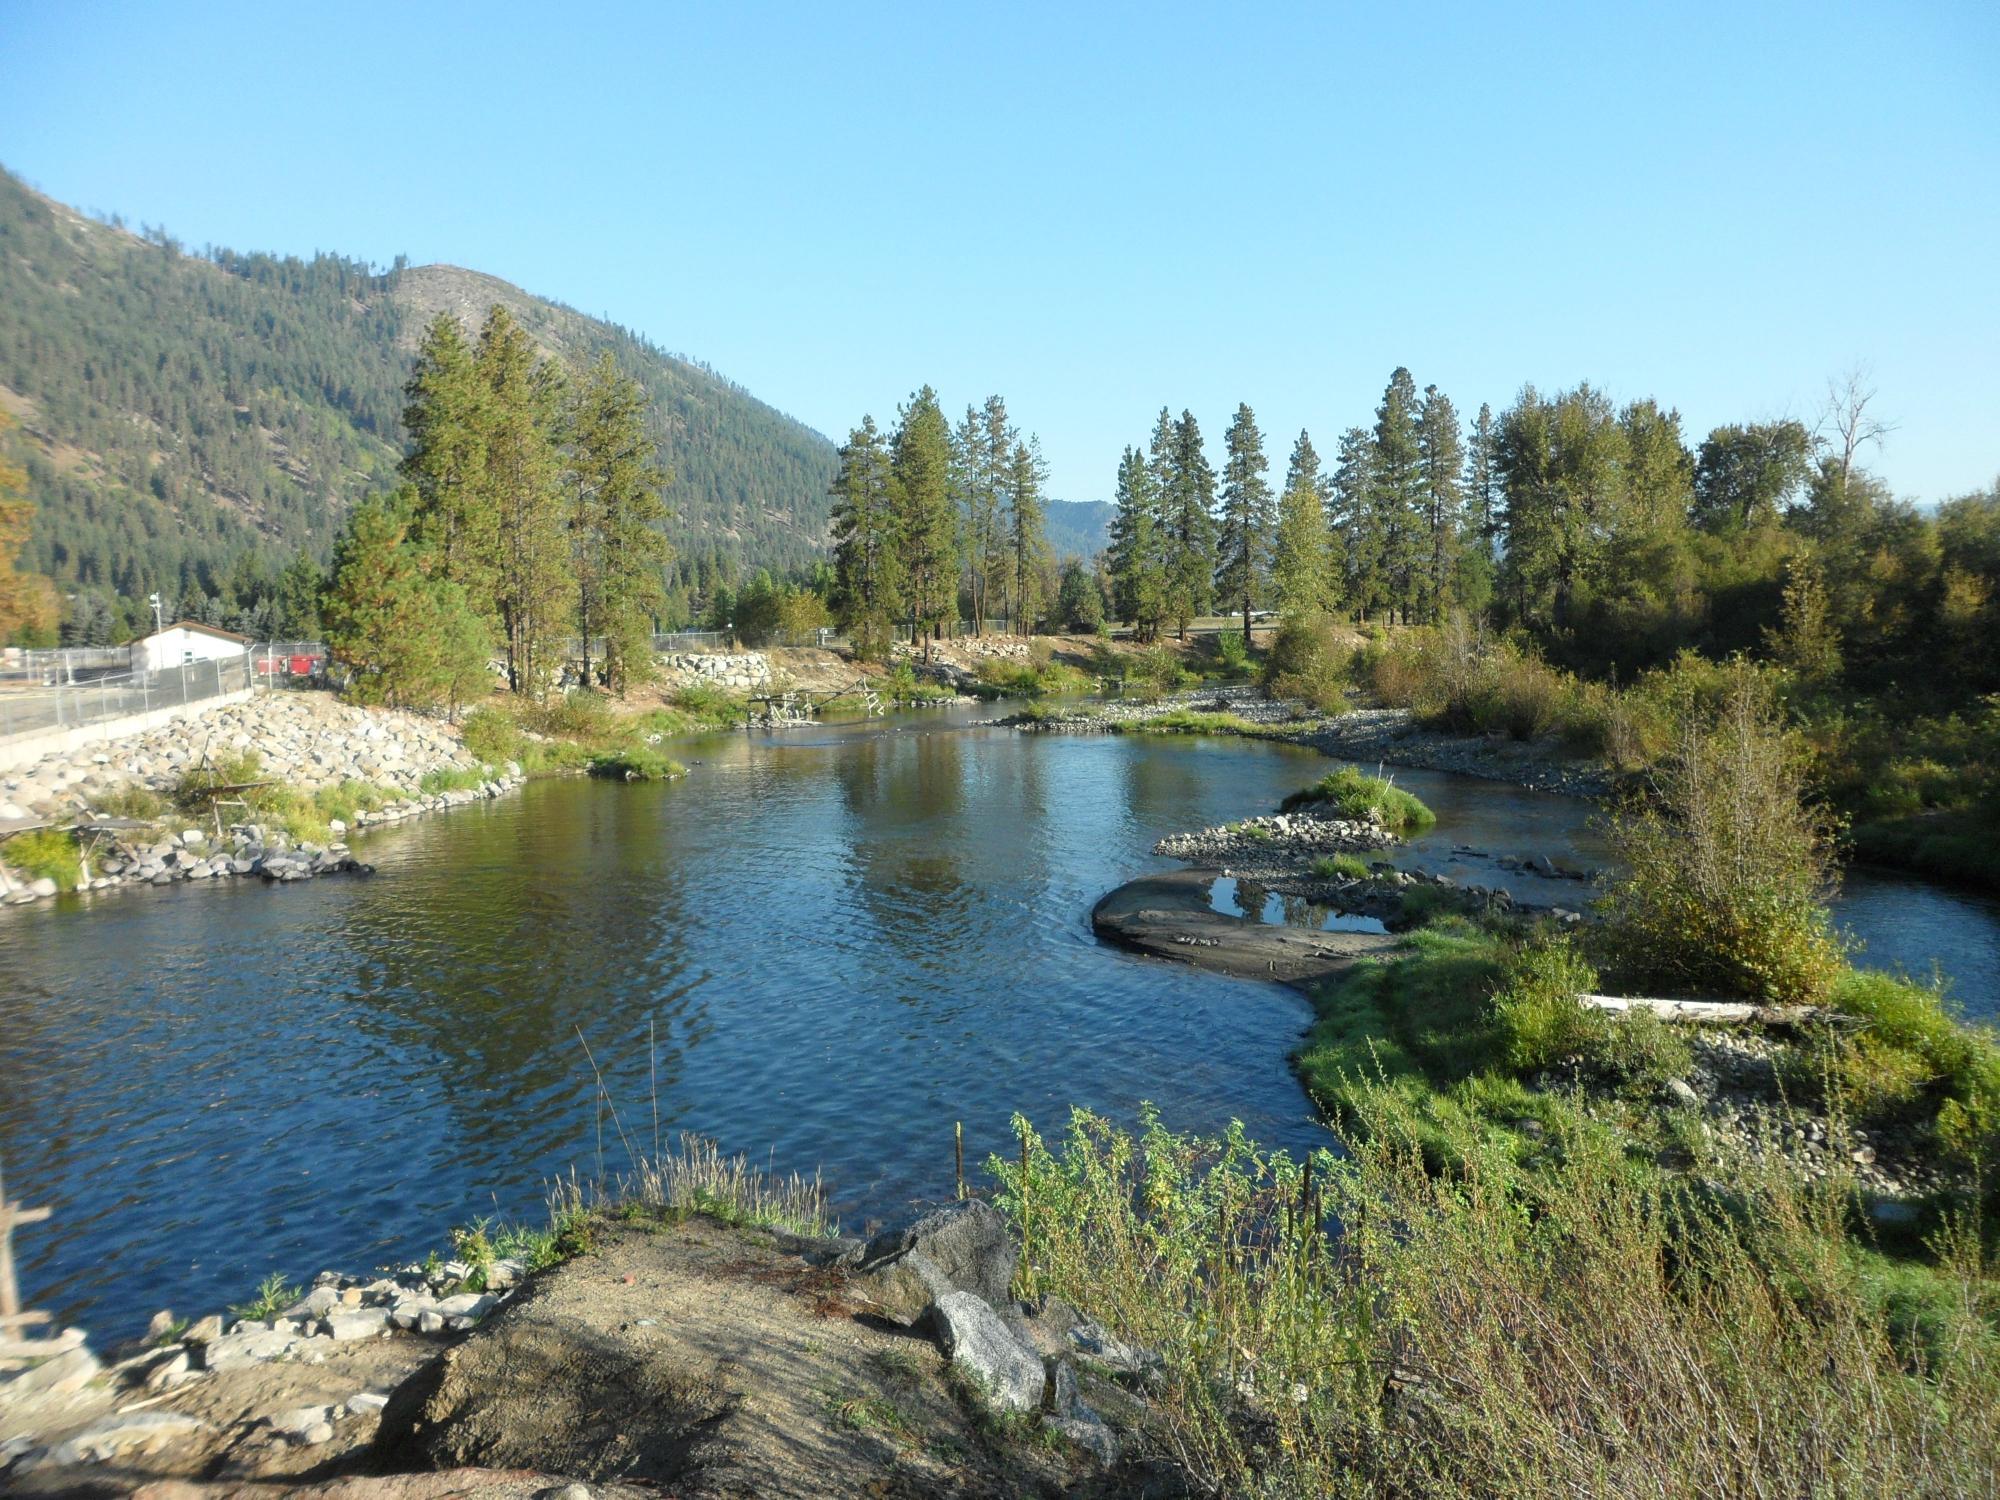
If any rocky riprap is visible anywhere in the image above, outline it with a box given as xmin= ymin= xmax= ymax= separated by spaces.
xmin=656 ymin=650 xmax=772 ymax=691
xmin=0 ymin=690 xmax=523 ymax=905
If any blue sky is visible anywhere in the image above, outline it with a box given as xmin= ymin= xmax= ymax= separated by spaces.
xmin=2 ymin=1 xmax=1995 ymax=505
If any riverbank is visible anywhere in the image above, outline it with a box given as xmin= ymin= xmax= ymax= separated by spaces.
xmin=0 ymin=1161 xmax=1161 ymax=1496
xmin=0 ymin=690 xmax=523 ymax=905
xmin=1012 ymin=684 xmax=1616 ymax=797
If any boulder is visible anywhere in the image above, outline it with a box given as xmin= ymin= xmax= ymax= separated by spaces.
xmin=17 ymin=1411 xmax=204 ymax=1470
xmin=198 ymin=1326 xmax=299 ymax=1370
xmin=1045 ymin=1413 xmax=1120 ymax=1466
xmin=926 ymin=1291 xmax=1044 ymax=1413
xmin=323 ymin=1307 xmax=392 ymax=1341
xmin=844 ymin=1200 xmax=1017 ymax=1311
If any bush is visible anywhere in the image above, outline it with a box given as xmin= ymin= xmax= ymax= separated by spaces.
xmin=1260 ymin=613 xmax=1351 ymax=713
xmin=521 ymin=690 xmax=617 ymax=741
xmin=1804 ymin=969 xmax=2000 ymax=1143
xmin=88 ymin=783 xmax=167 ymax=821
xmin=1492 ymin=937 xmax=1607 ymax=1074
xmin=4 ymin=827 xmax=81 ymax=890
xmin=460 ymin=707 xmax=526 ymax=766
xmin=1124 ymin=644 xmax=1190 ymax=693
xmin=1280 ymin=766 xmax=1435 ymax=833
xmin=1598 ymin=661 xmax=1845 ymax=1004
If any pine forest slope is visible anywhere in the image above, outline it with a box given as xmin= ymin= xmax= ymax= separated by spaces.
xmin=0 ymin=167 xmax=838 ymax=605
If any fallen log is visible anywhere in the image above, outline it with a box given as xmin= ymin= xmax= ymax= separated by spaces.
xmin=1579 ymin=993 xmax=1820 ymax=1027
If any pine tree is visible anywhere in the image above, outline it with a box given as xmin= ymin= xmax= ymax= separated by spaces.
xmin=1272 ymin=428 xmax=1332 ymax=618
xmin=475 ymin=306 xmax=571 ymax=696
xmin=1215 ymin=403 xmax=1275 ymax=641
xmin=568 ymin=353 xmax=670 ymax=693
xmin=1107 ymin=445 xmax=1166 ymax=639
xmin=953 ymin=396 xmax=1010 ymax=632
xmin=1465 ymin=402 xmax=1499 ymax=550
xmin=890 ymin=386 xmax=958 ymax=659
xmin=323 ymin=490 xmax=491 ymax=712
xmin=1368 ymin=368 xmax=1425 ymax=621
xmin=401 ymin=313 xmax=494 ymax=602
xmin=1153 ymin=408 xmax=1217 ymax=640
xmin=829 ymin=416 xmax=902 ymax=659
xmin=1416 ymin=383 xmax=1464 ymax=622
xmin=1329 ymin=426 xmax=1377 ymax=618
xmin=1004 ymin=436 xmax=1049 ymax=631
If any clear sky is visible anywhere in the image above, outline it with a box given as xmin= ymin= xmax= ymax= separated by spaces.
xmin=2 ymin=1 xmax=1995 ymax=505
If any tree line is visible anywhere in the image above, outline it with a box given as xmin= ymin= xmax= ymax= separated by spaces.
xmin=318 ymin=307 xmax=671 ymax=708
xmin=1103 ymin=367 xmax=2000 ymax=701
xmin=826 ymin=388 xmax=1054 ymax=658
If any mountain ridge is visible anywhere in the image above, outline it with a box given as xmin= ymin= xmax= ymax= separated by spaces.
xmin=0 ymin=167 xmax=840 ymax=609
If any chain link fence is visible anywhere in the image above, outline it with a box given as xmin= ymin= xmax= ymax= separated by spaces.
xmin=0 ymin=653 xmax=260 ymax=744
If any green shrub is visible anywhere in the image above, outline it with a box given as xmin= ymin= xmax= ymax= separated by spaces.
xmin=665 ymin=681 xmax=748 ymax=729
xmin=972 ymin=656 xmax=1091 ymax=700
xmin=1806 ymin=969 xmax=2000 ymax=1138
xmin=521 ymin=690 xmax=617 ymax=741
xmin=1213 ymin=629 xmax=1251 ymax=674
xmin=1599 ymin=661 xmax=1845 ymax=1004
xmin=460 ymin=706 xmax=526 ymax=765
xmin=1133 ymin=707 xmax=1267 ymax=737
xmin=4 ymin=827 xmax=81 ymax=890
xmin=172 ymin=750 xmax=264 ymax=809
xmin=1125 ymin=644 xmax=1190 ymax=691
xmin=1491 ymin=937 xmax=1607 ymax=1074
xmin=1280 ymin=766 xmax=1435 ymax=833
xmin=88 ymin=783 xmax=167 ymax=821
xmin=1259 ymin=613 xmax=1351 ymax=713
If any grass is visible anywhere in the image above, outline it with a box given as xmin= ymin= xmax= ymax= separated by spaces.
xmin=1311 ymin=851 xmax=1372 ymax=881
xmin=969 ymin=656 xmax=1093 ymax=700
xmin=418 ymin=766 xmax=490 ymax=796
xmin=586 ymin=748 xmax=688 ymax=782
xmin=549 ymin=1129 xmax=837 ymax=1241
xmin=1130 ymin=707 xmax=1273 ymax=737
xmin=87 ymin=783 xmax=167 ymax=820
xmin=1280 ymin=765 xmax=1436 ymax=833
xmin=3 ymin=827 xmax=82 ymax=890
xmin=230 ymin=1271 xmax=301 ymax=1323
xmin=991 ymin=1100 xmax=2000 ymax=1498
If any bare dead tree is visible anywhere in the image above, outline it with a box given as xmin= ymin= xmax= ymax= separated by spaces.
xmin=1817 ymin=365 xmax=1898 ymax=488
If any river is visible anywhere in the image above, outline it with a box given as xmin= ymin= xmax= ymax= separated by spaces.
xmin=2 ymin=707 xmax=1994 ymax=1337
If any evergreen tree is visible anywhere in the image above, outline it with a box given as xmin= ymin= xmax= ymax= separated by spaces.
xmin=475 ymin=306 xmax=571 ymax=696
xmin=401 ymin=313 xmax=494 ymax=602
xmin=1416 ymin=383 xmax=1464 ymax=622
xmin=890 ymin=386 xmax=958 ymax=658
xmin=323 ymin=491 xmax=491 ymax=713
xmin=1329 ymin=426 xmax=1377 ymax=618
xmin=1368 ymin=368 xmax=1425 ymax=622
xmin=568 ymin=353 xmax=671 ymax=693
xmin=953 ymin=396 xmax=1010 ymax=631
xmin=1497 ymin=384 xmax=1626 ymax=636
xmin=829 ymin=416 xmax=902 ymax=659
xmin=1053 ymin=557 xmax=1104 ymax=632
xmin=1272 ymin=428 xmax=1332 ymax=618
xmin=1215 ymin=403 xmax=1275 ymax=641
xmin=1004 ymin=436 xmax=1050 ymax=630
xmin=1465 ymin=402 xmax=1499 ymax=549
xmin=1152 ymin=408 xmax=1217 ymax=640
xmin=1107 ymin=445 xmax=1166 ymax=639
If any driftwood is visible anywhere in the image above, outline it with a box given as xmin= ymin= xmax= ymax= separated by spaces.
xmin=1580 ymin=993 xmax=1821 ymax=1028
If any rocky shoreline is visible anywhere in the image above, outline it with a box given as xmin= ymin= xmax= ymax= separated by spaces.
xmin=0 ymin=690 xmax=525 ymax=906
xmin=1 ymin=1199 xmax=1161 ymax=1496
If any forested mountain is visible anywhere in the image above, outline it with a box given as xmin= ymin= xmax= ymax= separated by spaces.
xmin=0 ymin=167 xmax=838 ymax=623
xmin=1043 ymin=498 xmax=1112 ymax=560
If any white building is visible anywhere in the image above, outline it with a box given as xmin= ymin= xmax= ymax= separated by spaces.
xmin=132 ymin=621 xmax=253 ymax=673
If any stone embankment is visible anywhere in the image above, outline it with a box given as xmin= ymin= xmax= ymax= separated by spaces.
xmin=2 ymin=1202 xmax=1160 ymax=1496
xmin=1020 ymin=684 xmax=1615 ymax=797
xmin=1154 ymin=807 xmax=1394 ymax=864
xmin=0 ymin=690 xmax=521 ymax=905
xmin=656 ymin=650 xmax=772 ymax=691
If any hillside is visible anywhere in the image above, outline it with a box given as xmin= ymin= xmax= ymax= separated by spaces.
xmin=1043 ymin=497 xmax=1111 ymax=559
xmin=0 ymin=167 xmax=838 ymax=611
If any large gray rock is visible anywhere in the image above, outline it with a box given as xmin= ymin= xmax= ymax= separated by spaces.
xmin=197 ymin=1325 xmax=299 ymax=1370
xmin=845 ymin=1200 xmax=1018 ymax=1310
xmin=323 ymin=1307 xmax=391 ymax=1341
xmin=927 ymin=1291 xmax=1044 ymax=1413
xmin=18 ymin=1411 xmax=204 ymax=1469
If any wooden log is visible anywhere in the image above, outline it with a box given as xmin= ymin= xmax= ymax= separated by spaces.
xmin=1579 ymin=993 xmax=1819 ymax=1027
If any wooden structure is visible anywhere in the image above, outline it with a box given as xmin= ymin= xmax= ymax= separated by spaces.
xmin=0 ymin=1155 xmax=59 ymax=1363
xmin=747 ymin=678 xmax=886 ymax=727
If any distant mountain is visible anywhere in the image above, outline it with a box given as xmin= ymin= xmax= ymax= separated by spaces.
xmin=1043 ymin=498 xmax=1112 ymax=559
xmin=0 ymin=167 xmax=839 ymax=606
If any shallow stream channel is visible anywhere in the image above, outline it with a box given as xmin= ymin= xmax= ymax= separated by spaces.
xmin=3 ymin=704 xmax=1995 ymax=1336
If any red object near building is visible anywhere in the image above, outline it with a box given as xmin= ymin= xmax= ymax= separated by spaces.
xmin=289 ymin=655 xmax=317 ymax=676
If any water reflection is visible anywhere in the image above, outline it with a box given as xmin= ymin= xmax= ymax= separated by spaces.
xmin=0 ymin=711 xmax=1990 ymax=1340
